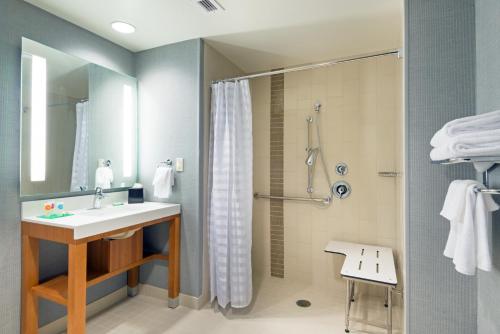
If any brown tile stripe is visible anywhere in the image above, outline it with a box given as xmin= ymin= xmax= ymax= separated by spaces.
xmin=270 ymin=72 xmax=284 ymax=278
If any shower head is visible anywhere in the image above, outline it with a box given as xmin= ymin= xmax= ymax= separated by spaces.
xmin=306 ymin=148 xmax=319 ymax=167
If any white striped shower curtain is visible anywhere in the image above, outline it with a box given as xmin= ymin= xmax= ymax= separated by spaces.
xmin=208 ymin=80 xmax=253 ymax=308
xmin=70 ymin=101 xmax=89 ymax=192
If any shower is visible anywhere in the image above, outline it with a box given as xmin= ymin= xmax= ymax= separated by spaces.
xmin=305 ymin=102 xmax=333 ymax=199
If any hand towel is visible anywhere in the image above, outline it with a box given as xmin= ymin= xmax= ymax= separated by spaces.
xmin=95 ymin=166 xmax=113 ymax=189
xmin=475 ymin=189 xmax=499 ymax=271
xmin=441 ymin=180 xmax=478 ymax=222
xmin=152 ymin=166 xmax=174 ymax=199
xmin=441 ymin=180 xmax=478 ymax=259
xmin=452 ymin=184 xmax=479 ymax=275
xmin=431 ymin=110 xmax=500 ymax=147
xmin=441 ymin=181 xmax=499 ymax=275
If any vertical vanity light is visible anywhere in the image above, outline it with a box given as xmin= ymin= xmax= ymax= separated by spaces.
xmin=30 ymin=55 xmax=47 ymax=182
xmin=123 ymin=84 xmax=132 ymax=177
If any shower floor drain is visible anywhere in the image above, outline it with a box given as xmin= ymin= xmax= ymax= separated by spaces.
xmin=296 ymin=299 xmax=311 ymax=308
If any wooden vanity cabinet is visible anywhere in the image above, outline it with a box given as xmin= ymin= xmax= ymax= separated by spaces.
xmin=21 ymin=214 xmax=180 ymax=334
xmin=87 ymin=229 xmax=143 ymax=274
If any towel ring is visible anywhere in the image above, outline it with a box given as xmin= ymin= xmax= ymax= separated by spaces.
xmin=158 ymin=159 xmax=173 ymax=167
xmin=98 ymin=159 xmax=111 ymax=167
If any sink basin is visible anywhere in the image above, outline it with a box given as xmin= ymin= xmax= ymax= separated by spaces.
xmin=23 ymin=202 xmax=181 ymax=239
xmin=105 ymin=228 xmax=140 ymax=240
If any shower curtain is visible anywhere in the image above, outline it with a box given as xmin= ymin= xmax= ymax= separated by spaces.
xmin=209 ymin=80 xmax=253 ymax=308
xmin=70 ymin=101 xmax=89 ymax=191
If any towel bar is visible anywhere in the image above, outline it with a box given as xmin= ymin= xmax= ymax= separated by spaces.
xmin=475 ymin=188 xmax=500 ymax=195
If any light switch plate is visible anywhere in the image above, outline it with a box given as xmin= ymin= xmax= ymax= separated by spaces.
xmin=176 ymin=158 xmax=184 ymax=172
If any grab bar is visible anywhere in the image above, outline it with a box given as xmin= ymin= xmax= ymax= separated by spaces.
xmin=378 ymin=171 xmax=400 ymax=177
xmin=253 ymin=192 xmax=331 ymax=205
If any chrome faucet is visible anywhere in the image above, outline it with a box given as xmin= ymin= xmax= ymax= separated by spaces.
xmin=93 ymin=187 xmax=105 ymax=209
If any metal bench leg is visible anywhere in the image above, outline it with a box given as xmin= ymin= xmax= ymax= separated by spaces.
xmin=386 ymin=287 xmax=392 ymax=334
xmin=345 ymin=280 xmax=352 ymax=333
xmin=350 ymin=281 xmax=355 ymax=302
xmin=384 ymin=288 xmax=389 ymax=307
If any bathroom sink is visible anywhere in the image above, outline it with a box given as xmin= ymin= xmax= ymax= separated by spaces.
xmin=23 ymin=202 xmax=180 ymax=239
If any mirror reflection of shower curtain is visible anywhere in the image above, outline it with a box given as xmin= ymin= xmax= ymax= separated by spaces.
xmin=70 ymin=101 xmax=89 ymax=191
xmin=209 ymin=80 xmax=253 ymax=308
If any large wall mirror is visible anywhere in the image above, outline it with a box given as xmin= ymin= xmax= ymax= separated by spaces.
xmin=20 ymin=38 xmax=138 ymax=198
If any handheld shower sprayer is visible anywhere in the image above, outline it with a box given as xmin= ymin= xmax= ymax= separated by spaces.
xmin=305 ymin=148 xmax=319 ymax=167
xmin=305 ymin=101 xmax=334 ymax=200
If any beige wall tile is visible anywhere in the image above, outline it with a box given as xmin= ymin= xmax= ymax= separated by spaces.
xmin=251 ymin=57 xmax=403 ymax=296
xmin=359 ymin=58 xmax=377 ymax=94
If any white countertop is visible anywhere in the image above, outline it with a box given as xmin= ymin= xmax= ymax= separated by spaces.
xmin=22 ymin=202 xmax=181 ymax=240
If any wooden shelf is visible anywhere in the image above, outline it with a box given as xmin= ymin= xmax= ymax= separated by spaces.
xmin=32 ymin=275 xmax=68 ymax=305
xmin=32 ymin=253 xmax=169 ymax=305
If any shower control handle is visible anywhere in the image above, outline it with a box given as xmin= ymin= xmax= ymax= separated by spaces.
xmin=335 ymin=162 xmax=348 ymax=176
xmin=332 ymin=181 xmax=352 ymax=199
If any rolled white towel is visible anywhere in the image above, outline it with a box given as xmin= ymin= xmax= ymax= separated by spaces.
xmin=431 ymin=110 xmax=500 ymax=147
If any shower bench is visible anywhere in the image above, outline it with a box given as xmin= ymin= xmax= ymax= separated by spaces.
xmin=324 ymin=241 xmax=397 ymax=334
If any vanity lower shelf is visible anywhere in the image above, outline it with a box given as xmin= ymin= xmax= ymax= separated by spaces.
xmin=32 ymin=252 xmax=169 ymax=306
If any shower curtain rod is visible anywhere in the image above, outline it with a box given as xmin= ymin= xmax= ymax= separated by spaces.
xmin=212 ymin=49 xmax=402 ymax=84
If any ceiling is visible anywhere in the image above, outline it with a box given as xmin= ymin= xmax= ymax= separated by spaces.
xmin=25 ymin=0 xmax=403 ymax=73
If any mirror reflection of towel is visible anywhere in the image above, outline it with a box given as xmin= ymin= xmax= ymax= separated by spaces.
xmin=152 ymin=166 xmax=174 ymax=199
xmin=95 ymin=166 xmax=113 ymax=189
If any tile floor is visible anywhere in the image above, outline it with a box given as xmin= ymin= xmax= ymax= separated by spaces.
xmin=82 ymin=276 xmax=403 ymax=334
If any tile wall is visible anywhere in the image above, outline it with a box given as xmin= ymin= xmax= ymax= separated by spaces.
xmin=252 ymin=55 xmax=404 ymax=298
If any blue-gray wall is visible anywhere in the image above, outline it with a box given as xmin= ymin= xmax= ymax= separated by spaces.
xmin=135 ymin=39 xmax=204 ymax=297
xmin=0 ymin=0 xmax=135 ymax=331
xmin=476 ymin=0 xmax=500 ymax=332
xmin=405 ymin=0 xmax=477 ymax=333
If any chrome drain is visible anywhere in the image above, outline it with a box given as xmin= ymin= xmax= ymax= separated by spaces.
xmin=296 ymin=299 xmax=311 ymax=308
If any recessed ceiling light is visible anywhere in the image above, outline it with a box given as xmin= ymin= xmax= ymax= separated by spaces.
xmin=111 ymin=21 xmax=136 ymax=34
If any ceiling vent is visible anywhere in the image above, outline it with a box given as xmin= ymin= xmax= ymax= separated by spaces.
xmin=196 ymin=0 xmax=225 ymax=12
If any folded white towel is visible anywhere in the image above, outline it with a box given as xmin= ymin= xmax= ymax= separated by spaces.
xmin=431 ymin=110 xmax=500 ymax=147
xmin=152 ymin=166 xmax=174 ymax=199
xmin=430 ymin=129 xmax=500 ymax=173
xmin=95 ymin=166 xmax=113 ymax=189
xmin=441 ymin=181 xmax=499 ymax=275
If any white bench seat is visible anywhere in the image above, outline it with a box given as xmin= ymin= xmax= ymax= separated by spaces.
xmin=324 ymin=240 xmax=397 ymax=287
xmin=324 ymin=240 xmax=397 ymax=334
